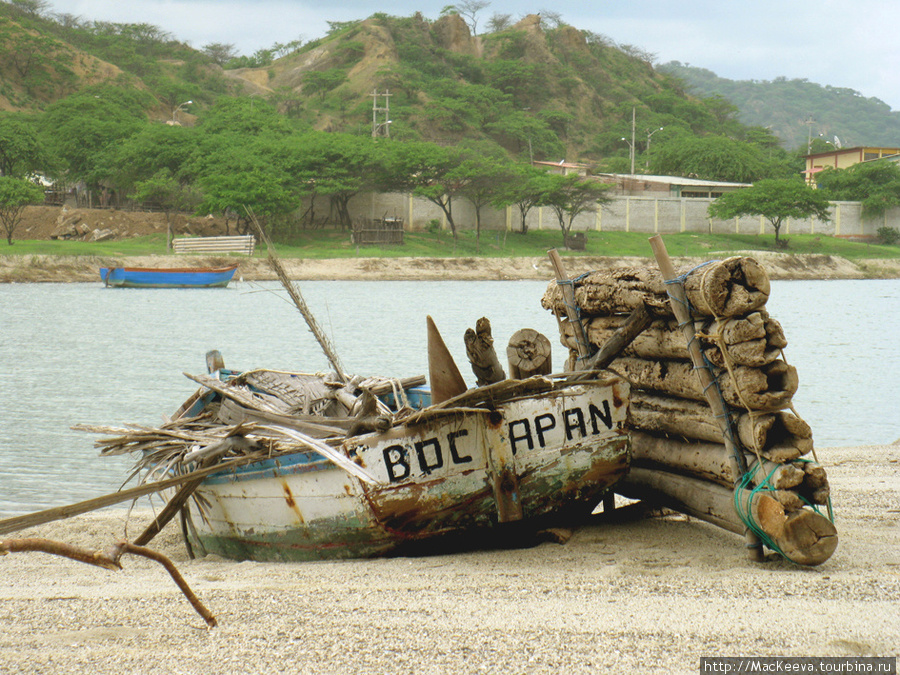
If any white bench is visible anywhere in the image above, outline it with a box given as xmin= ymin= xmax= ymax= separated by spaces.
xmin=172 ymin=235 xmax=256 ymax=256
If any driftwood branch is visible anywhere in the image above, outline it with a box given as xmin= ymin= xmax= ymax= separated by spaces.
xmin=0 ymin=456 xmax=264 ymax=537
xmin=0 ymin=537 xmax=217 ymax=627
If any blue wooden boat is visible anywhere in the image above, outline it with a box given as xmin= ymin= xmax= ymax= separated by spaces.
xmin=100 ymin=264 xmax=239 ymax=288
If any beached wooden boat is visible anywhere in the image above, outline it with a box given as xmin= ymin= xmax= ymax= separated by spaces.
xmin=99 ymin=264 xmax=239 ymax=288
xmin=109 ymin=367 xmax=630 ymax=563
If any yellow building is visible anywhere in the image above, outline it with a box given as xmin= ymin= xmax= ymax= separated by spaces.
xmin=803 ymin=146 xmax=900 ymax=183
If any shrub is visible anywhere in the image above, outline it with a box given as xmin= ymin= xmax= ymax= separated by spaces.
xmin=876 ymin=226 xmax=900 ymax=245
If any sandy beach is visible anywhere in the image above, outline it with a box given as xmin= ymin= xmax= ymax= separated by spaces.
xmin=2 ymin=251 xmax=900 ymax=284
xmin=0 ymin=442 xmax=897 ymax=674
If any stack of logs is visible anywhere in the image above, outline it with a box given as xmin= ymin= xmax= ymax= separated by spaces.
xmin=541 ymin=256 xmax=838 ymax=566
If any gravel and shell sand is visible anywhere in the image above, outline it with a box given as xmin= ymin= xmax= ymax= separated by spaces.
xmin=1 ymin=443 xmax=897 ymax=674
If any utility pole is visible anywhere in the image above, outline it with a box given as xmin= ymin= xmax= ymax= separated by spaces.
xmin=630 ymin=106 xmax=636 ymax=175
xmin=646 ymin=126 xmax=663 ymax=169
xmin=371 ymin=90 xmax=392 ymax=138
xmin=803 ymin=115 xmax=816 ymax=154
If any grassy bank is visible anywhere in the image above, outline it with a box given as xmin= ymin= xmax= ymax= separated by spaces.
xmin=1 ymin=230 xmax=899 ymax=261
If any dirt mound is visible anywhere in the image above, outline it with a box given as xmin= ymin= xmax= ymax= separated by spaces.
xmin=17 ymin=206 xmax=233 ymax=241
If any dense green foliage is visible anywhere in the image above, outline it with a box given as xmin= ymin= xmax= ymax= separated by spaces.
xmin=659 ymin=62 xmax=900 ymax=150
xmin=816 ymin=160 xmax=900 ymax=216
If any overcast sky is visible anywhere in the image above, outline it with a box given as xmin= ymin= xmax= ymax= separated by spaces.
xmin=46 ymin=0 xmax=900 ymax=111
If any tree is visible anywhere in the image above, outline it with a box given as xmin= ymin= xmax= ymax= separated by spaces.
xmin=494 ymin=163 xmax=554 ymax=234
xmin=0 ymin=176 xmax=44 ymax=244
xmin=0 ymin=113 xmax=48 ymax=178
xmin=40 ymin=87 xmax=147 ymax=196
xmin=382 ymin=141 xmax=463 ymax=239
xmin=108 ymin=123 xmax=196 ymax=197
xmin=451 ymin=140 xmax=514 ymax=250
xmin=9 ymin=0 xmax=51 ymax=16
xmin=816 ymin=160 xmax=900 ymax=217
xmin=194 ymin=96 xmax=298 ymax=138
xmin=193 ymin=135 xmax=297 ymax=234
xmin=650 ymin=134 xmax=771 ymax=183
xmin=707 ymin=179 xmax=832 ymax=245
xmin=486 ymin=13 xmax=512 ymax=33
xmin=131 ymin=168 xmax=198 ymax=250
xmin=201 ymin=42 xmax=237 ymax=66
xmin=277 ymin=132 xmax=382 ymax=230
xmin=442 ymin=1 xmax=489 ymax=34
xmin=539 ymin=174 xmax=611 ymax=247
xmin=303 ymin=69 xmax=347 ymax=100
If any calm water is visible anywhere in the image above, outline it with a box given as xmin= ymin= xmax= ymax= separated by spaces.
xmin=1 ymin=278 xmax=898 ymax=516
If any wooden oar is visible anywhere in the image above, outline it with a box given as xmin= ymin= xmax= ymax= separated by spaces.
xmin=0 ymin=455 xmax=262 ymax=536
xmin=246 ymin=207 xmax=347 ymax=382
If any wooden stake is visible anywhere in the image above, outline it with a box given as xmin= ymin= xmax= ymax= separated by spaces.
xmin=648 ymin=235 xmax=765 ymax=561
xmin=547 ymin=248 xmax=593 ymax=364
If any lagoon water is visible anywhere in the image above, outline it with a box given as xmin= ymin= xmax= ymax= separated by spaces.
xmin=1 ymin=278 xmax=898 ymax=517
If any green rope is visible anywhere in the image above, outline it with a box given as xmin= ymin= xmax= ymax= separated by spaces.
xmin=734 ymin=466 xmax=787 ymax=559
xmin=734 ymin=463 xmax=836 ymax=564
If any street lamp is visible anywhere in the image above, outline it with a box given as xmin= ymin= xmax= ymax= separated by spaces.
xmin=645 ymin=126 xmax=663 ymax=169
xmin=372 ymin=119 xmax=392 ymax=138
xmin=172 ymin=100 xmax=192 ymax=124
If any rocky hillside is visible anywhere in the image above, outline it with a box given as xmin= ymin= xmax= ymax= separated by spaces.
xmin=218 ymin=13 xmax=714 ymax=160
xmin=0 ymin=7 xmax=782 ymax=164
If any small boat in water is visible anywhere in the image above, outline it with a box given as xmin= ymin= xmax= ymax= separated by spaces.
xmin=99 ymin=264 xmax=239 ymax=288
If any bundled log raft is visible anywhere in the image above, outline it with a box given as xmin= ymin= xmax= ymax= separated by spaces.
xmin=542 ymin=254 xmax=837 ymax=566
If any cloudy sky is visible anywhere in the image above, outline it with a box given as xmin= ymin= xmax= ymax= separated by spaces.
xmin=46 ymin=0 xmax=900 ymax=110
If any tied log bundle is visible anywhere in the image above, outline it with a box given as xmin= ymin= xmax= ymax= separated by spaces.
xmin=629 ymin=393 xmax=814 ymax=463
xmin=611 ymin=356 xmax=799 ymax=411
xmin=542 ymin=255 xmax=835 ymax=566
xmin=629 ymin=431 xmax=829 ymax=506
xmin=559 ymin=311 xmax=787 ymax=368
xmin=540 ymin=256 xmax=770 ymax=319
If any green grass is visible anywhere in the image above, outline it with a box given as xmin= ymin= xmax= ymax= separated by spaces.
xmin=2 ymin=229 xmax=898 ymax=260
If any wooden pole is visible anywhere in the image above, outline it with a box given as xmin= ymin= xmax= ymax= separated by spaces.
xmin=246 ymin=208 xmax=347 ymax=382
xmin=569 ymin=302 xmax=651 ymax=379
xmin=648 ymin=235 xmax=765 ymax=561
xmin=547 ymin=248 xmax=593 ymax=364
xmin=0 ymin=456 xmax=262 ymax=536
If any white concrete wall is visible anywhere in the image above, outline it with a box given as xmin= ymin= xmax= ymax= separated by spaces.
xmin=342 ymin=194 xmax=893 ymax=238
